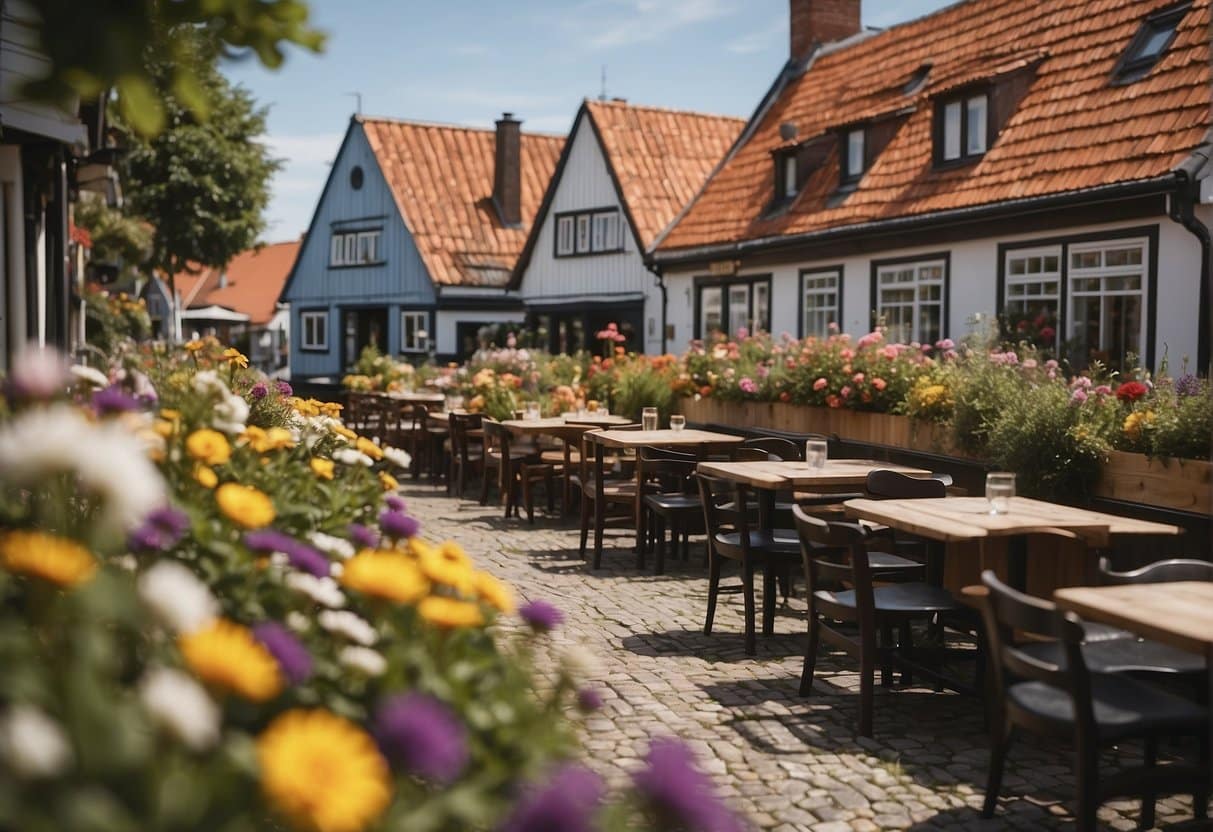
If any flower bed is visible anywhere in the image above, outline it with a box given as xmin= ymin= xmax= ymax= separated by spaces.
xmin=0 ymin=334 xmax=742 ymax=832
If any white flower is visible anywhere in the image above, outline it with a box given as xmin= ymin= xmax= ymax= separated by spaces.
xmin=9 ymin=346 xmax=70 ymax=399
xmin=382 ymin=446 xmax=412 ymax=470
xmin=0 ymin=405 xmax=166 ymax=537
xmin=333 ymin=448 xmax=373 ymax=467
xmin=330 ymin=562 xmax=344 ymax=578
xmin=139 ymin=668 xmax=220 ymax=751
xmin=212 ymin=393 xmax=249 ymax=435
xmin=307 ymin=531 xmax=355 ymax=560
xmin=318 ymin=610 xmax=377 ymax=646
xmin=138 ymin=562 xmax=218 ymax=634
xmin=69 ymin=363 xmax=110 ymax=390
xmin=559 ymin=643 xmax=603 ymax=682
xmin=338 ymin=646 xmax=386 ymax=676
xmin=192 ymin=370 xmax=226 ymax=397
xmin=284 ymin=573 xmax=345 ymax=608
xmin=0 ymin=705 xmax=72 ymax=779
xmin=286 ymin=612 xmax=311 ymax=633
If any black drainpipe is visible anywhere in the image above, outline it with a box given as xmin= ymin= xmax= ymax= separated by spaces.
xmin=646 ymin=262 xmax=668 ymax=354
xmin=1167 ymin=173 xmax=1211 ymax=373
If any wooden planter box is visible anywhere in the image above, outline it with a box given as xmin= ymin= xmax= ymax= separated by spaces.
xmin=678 ymin=397 xmax=1211 ymax=515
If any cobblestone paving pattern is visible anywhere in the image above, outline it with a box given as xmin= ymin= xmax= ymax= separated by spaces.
xmin=404 ymin=483 xmax=1202 ymax=831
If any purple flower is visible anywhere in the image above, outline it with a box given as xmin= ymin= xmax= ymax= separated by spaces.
xmin=576 ymin=688 xmax=603 ymax=713
xmin=128 ymin=506 xmax=189 ymax=551
xmin=499 ymin=765 xmax=604 ymax=832
xmin=253 ymin=621 xmax=312 ymax=684
xmin=374 ymin=693 xmax=468 ymax=783
xmin=379 ymin=510 xmax=419 ymax=540
xmin=1175 ymin=374 xmax=1202 ymax=398
xmin=275 ymin=381 xmax=293 ymax=396
xmin=519 ymin=600 xmax=564 ymax=633
xmin=348 ymin=523 xmax=379 ymax=549
xmin=633 ymin=738 xmax=744 ymax=832
xmin=244 ymin=529 xmax=331 ymax=578
xmin=93 ymin=384 xmax=142 ymax=416
xmin=250 ymin=382 xmax=269 ymax=399
xmin=384 ymin=494 xmax=407 ymax=513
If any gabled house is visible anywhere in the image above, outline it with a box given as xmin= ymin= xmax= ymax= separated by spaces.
xmin=279 ymin=114 xmax=562 ymax=382
xmin=650 ymin=0 xmax=1213 ymax=372
xmin=511 ymin=99 xmax=743 ymax=354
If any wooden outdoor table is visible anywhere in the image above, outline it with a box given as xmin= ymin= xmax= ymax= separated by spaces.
xmin=500 ymin=419 xmax=609 ymax=516
xmin=697 ymin=459 xmax=932 ymax=489
xmin=383 ymin=390 xmax=446 ymax=404
xmin=844 ymin=496 xmax=1182 ymax=592
xmin=1055 ymin=581 xmax=1213 ymax=789
xmin=560 ymin=412 xmax=633 ymax=427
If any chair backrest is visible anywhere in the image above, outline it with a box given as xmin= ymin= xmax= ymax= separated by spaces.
xmin=482 ymin=418 xmax=509 ymax=452
xmin=741 ymin=435 xmax=801 ymax=461
xmin=1098 ymin=556 xmax=1213 ymax=585
xmin=978 ymin=570 xmax=1092 ymax=723
xmin=696 ymin=472 xmax=752 ymax=558
xmin=639 ymin=446 xmax=698 ymax=494
xmin=730 ymin=446 xmax=771 ymax=462
xmin=865 ymin=469 xmax=947 ymax=500
xmin=448 ymin=412 xmax=484 ymax=462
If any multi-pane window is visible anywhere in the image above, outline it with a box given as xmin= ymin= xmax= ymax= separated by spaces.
xmin=844 ymin=129 xmax=865 ymax=181
xmin=1004 ymin=247 xmax=1061 ymax=349
xmin=1067 ymin=239 xmax=1147 ymax=370
xmin=554 ymin=208 xmax=623 ymax=257
xmin=300 ymin=311 xmax=327 ymax=350
xmin=400 ymin=311 xmax=428 ymax=353
xmin=696 ymin=277 xmax=771 ymax=339
xmin=330 ymin=229 xmax=382 ymax=266
xmin=875 ymin=259 xmax=946 ymax=345
xmin=801 ymin=270 xmax=840 ymax=338
xmin=938 ymin=92 xmax=988 ymax=163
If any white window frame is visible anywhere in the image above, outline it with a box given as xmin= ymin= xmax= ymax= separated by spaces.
xmin=300 ymin=311 xmax=327 ymax=350
xmin=555 ymin=208 xmax=623 ymax=257
xmin=697 ymin=276 xmax=772 ymax=339
xmin=330 ymin=228 xmax=383 ymax=267
xmin=575 ymin=215 xmax=590 ymax=253
xmin=845 ymin=129 xmax=865 ymax=180
xmin=1003 ymin=246 xmax=1061 ymax=349
xmin=801 ymin=269 xmax=841 ymax=338
xmin=966 ymin=93 xmax=988 ymax=156
xmin=1066 ymin=237 xmax=1148 ymax=368
xmin=555 ymin=216 xmax=574 ymax=256
xmin=940 ymin=92 xmax=988 ymax=162
xmin=330 ymin=235 xmax=345 ymax=267
xmin=699 ymin=286 xmax=723 ymax=338
xmin=875 ymin=258 xmax=947 ymax=345
xmin=782 ymin=155 xmax=798 ymax=198
xmin=356 ymin=230 xmax=380 ymax=264
xmin=400 ymin=310 xmax=429 ymax=353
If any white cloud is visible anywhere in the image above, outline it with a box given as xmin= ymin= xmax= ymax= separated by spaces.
xmin=263 ymin=132 xmax=344 ymax=166
xmin=725 ymin=18 xmax=783 ymax=55
xmin=550 ymin=0 xmax=738 ymax=50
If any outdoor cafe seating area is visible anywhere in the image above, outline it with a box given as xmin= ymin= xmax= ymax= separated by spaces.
xmin=346 ymin=390 xmax=1212 ymax=831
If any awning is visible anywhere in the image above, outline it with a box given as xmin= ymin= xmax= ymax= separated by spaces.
xmin=181 ymin=305 xmax=250 ymax=323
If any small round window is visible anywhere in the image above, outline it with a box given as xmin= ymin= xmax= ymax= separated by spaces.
xmin=350 ymin=165 xmax=364 ymax=190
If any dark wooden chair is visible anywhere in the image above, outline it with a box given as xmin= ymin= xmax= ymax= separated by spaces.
xmin=739 ymin=435 xmax=801 ymax=461
xmin=447 ymin=412 xmax=484 ymax=498
xmin=792 ymin=505 xmax=968 ymax=736
xmin=977 ymin=570 xmax=1208 ymax=831
xmin=638 ymin=446 xmax=701 ymax=574
xmin=481 ymin=420 xmax=554 ymax=524
xmin=697 ymin=472 xmax=800 ymax=656
xmin=399 ymin=404 xmax=446 ymax=481
xmin=1100 ymin=557 xmax=1213 ymax=585
xmin=573 ymin=426 xmax=642 ymax=568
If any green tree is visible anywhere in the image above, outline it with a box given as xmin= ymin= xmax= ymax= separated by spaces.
xmin=27 ymin=0 xmax=323 ymax=136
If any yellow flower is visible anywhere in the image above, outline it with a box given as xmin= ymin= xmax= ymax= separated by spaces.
xmin=184 ymin=340 xmax=205 ymax=353
xmin=379 ymin=471 xmax=398 ymax=492
xmin=341 ymin=549 xmax=428 ymax=604
xmin=241 ymin=426 xmax=296 ymax=453
xmin=1123 ymin=410 xmax=1155 ymax=441
xmin=221 ymin=348 xmax=249 ymax=368
xmin=472 ymin=570 xmax=515 ymax=614
xmin=257 ymin=709 xmax=391 ymax=832
xmin=194 ymin=464 xmax=219 ymax=489
xmin=318 ymin=401 xmax=343 ymax=419
xmin=0 ymin=530 xmax=96 ymax=587
xmin=355 ymin=437 xmax=383 ymax=461
xmin=332 ymin=425 xmax=357 ymax=441
xmin=186 ymin=429 xmax=232 ymax=465
xmin=215 ymin=483 xmax=276 ymax=529
xmin=417 ymin=541 xmax=473 ymax=593
xmin=311 ymin=458 xmax=335 ymax=481
xmin=418 ymin=596 xmax=484 ymax=629
xmin=160 ymin=408 xmax=182 ymax=421
xmin=180 ymin=619 xmax=283 ymax=702
xmin=153 ymin=419 xmax=176 ymax=439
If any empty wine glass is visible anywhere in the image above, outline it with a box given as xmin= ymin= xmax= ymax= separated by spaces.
xmin=986 ymin=472 xmax=1016 ymax=515
xmin=642 ymin=407 xmax=658 ymax=432
xmin=806 ymin=439 xmax=828 ymax=470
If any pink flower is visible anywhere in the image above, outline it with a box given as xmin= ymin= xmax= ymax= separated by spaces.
xmin=739 ymin=377 xmax=758 ymax=394
xmin=1022 ymin=359 xmax=1037 ymax=369
xmin=840 ymin=385 xmax=853 ymax=399
xmin=1045 ymin=359 xmax=1059 ymax=370
xmin=812 ymin=378 xmax=828 ymax=391
xmin=826 ymin=394 xmax=842 ymax=409
xmin=1094 ymin=384 xmax=1112 ymax=396
xmin=506 ymin=333 xmax=517 ymax=348
xmin=920 ymin=343 xmax=933 ymax=354
xmin=856 ymin=331 xmax=883 ymax=349
xmin=839 ymin=348 xmax=855 ymax=360
xmin=1070 ymin=389 xmax=1088 ymax=405
xmin=935 ymin=338 xmax=955 ymax=350
xmin=827 ymin=321 xmax=840 ymax=332
xmin=852 ymin=372 xmax=865 ymax=384
xmin=736 ymin=327 xmax=749 ymax=340
xmin=756 ymin=365 xmax=770 ymax=379
xmin=872 ymin=378 xmax=887 ymax=391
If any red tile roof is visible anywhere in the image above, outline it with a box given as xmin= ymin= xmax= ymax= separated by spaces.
xmin=169 ymin=240 xmax=300 ymax=325
xmin=585 ymin=100 xmax=744 ymax=247
xmin=360 ymin=116 xmax=563 ymax=286
xmin=656 ymin=0 xmax=1212 ymax=256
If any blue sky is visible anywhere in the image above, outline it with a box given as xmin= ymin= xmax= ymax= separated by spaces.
xmin=225 ymin=0 xmax=954 ymax=240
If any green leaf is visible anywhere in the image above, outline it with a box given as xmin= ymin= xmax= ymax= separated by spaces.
xmin=116 ymin=76 xmax=165 ymax=138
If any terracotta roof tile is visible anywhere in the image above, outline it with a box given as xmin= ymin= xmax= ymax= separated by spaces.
xmin=201 ymin=241 xmax=300 ymax=325
xmin=657 ymin=0 xmax=1211 ymax=254
xmin=360 ymin=117 xmax=563 ymax=286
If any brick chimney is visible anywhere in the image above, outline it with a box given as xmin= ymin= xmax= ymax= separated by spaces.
xmin=789 ymin=0 xmax=861 ymax=63
xmin=493 ymin=112 xmax=522 ymax=227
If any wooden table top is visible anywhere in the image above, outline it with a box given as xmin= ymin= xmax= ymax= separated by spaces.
xmin=843 ymin=496 xmax=1181 ymax=544
xmin=383 ymin=390 xmax=446 ymax=403
xmin=697 ymin=459 xmax=933 ymax=489
xmin=560 ymin=413 xmax=633 ymax=426
xmin=501 ymin=418 xmax=596 ymax=437
xmin=593 ymin=428 xmax=745 ymax=448
xmin=1055 ymin=582 xmax=1213 ymax=655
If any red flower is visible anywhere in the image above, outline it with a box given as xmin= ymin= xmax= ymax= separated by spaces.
xmin=1039 ymin=326 xmax=1055 ymax=341
xmin=779 ymin=391 xmax=791 ymax=402
xmin=1116 ymin=381 xmax=1148 ymax=403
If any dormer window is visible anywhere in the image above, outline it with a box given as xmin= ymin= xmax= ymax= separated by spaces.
xmin=1112 ymin=2 xmax=1190 ymax=84
xmin=936 ymin=91 xmax=988 ymax=165
xmin=781 ymin=154 xmax=798 ymax=199
xmin=843 ymin=128 xmax=865 ymax=183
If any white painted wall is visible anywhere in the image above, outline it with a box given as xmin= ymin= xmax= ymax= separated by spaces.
xmin=518 ymin=116 xmax=665 ymax=354
xmin=434 ymin=309 xmax=526 ymax=356
xmin=663 ymin=210 xmax=1210 ymax=371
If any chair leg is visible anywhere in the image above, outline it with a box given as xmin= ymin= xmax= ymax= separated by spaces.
xmin=704 ymin=554 xmax=720 ymax=636
xmin=654 ymin=516 xmax=666 ymax=575
xmin=880 ymin=622 xmax=894 ymax=687
xmin=899 ymin=621 xmax=914 ymax=687
xmin=478 ymin=463 xmax=490 ymax=505
xmin=1075 ymin=741 xmax=1101 ymax=832
xmin=982 ymin=720 xmax=1013 ymax=818
xmin=859 ymin=640 xmax=875 ymax=737
xmin=1195 ymin=735 xmax=1209 ymax=820
xmin=800 ymin=612 xmax=820 ymax=696
xmin=592 ymin=497 xmax=605 ymax=570
xmin=761 ymin=566 xmax=776 ymax=637
xmin=578 ymin=495 xmax=590 ymax=558
xmin=742 ymin=562 xmax=757 ymax=656
xmin=545 ymin=471 xmax=554 ymax=514
xmin=1139 ymin=737 xmax=1157 ymax=831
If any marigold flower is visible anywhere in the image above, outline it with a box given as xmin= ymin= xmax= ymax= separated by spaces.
xmin=342 ymin=549 xmax=429 ymax=603
xmin=193 ymin=464 xmax=219 ymax=489
xmin=1123 ymin=410 xmax=1155 ymax=441
xmin=419 ymin=596 xmax=484 ymax=629
xmin=355 ymin=436 xmax=384 ymax=461
xmin=242 ymin=426 xmax=295 ymax=453
xmin=0 ymin=530 xmax=96 ymax=587
xmin=221 ymin=348 xmax=248 ymax=368
xmin=417 ymin=541 xmax=473 ymax=592
xmin=310 ymin=457 xmax=335 ymax=480
xmin=180 ymin=619 xmax=283 ymax=702
xmin=186 ymin=429 xmax=231 ymax=465
xmin=472 ymin=570 xmax=515 ymax=613
xmin=215 ymin=483 xmax=276 ymax=529
xmin=332 ymin=424 xmax=357 ymax=441
xmin=378 ymin=471 xmax=399 ymax=492
xmin=184 ymin=340 xmax=205 ymax=353
xmin=257 ymin=709 xmax=391 ymax=832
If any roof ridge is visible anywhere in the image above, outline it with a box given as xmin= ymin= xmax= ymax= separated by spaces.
xmin=585 ymin=98 xmax=745 ymax=123
xmin=356 ymin=113 xmax=565 ymax=139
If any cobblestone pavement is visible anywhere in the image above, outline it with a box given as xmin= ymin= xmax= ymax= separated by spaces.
xmin=405 ymin=483 xmax=1201 ymax=832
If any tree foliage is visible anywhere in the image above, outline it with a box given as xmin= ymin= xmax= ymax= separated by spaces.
xmin=27 ymin=0 xmax=323 ymax=136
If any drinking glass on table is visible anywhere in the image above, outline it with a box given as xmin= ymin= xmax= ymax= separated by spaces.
xmin=524 ymin=401 xmax=541 ymax=421
xmin=642 ymin=407 xmax=659 ymax=432
xmin=986 ymin=472 xmax=1016 ymax=515
xmin=669 ymin=414 xmax=686 ymax=432
xmin=805 ymin=439 xmax=828 ymax=469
